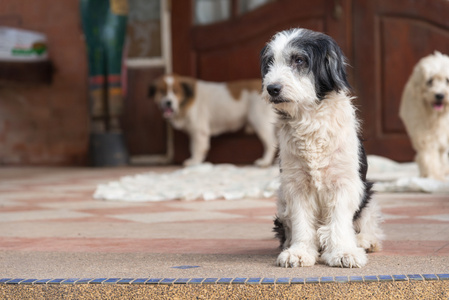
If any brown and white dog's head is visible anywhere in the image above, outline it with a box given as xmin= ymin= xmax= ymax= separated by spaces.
xmin=149 ymin=74 xmax=195 ymax=119
xmin=414 ymin=51 xmax=449 ymax=113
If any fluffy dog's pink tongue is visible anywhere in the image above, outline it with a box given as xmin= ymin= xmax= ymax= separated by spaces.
xmin=163 ymin=108 xmax=174 ymax=118
xmin=433 ymin=103 xmax=444 ymax=111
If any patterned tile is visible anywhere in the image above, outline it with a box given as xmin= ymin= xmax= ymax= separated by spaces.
xmin=75 ymin=278 xmax=93 ymax=284
xmin=392 ymin=275 xmax=408 ymax=282
xmin=103 ymin=278 xmax=121 ymax=284
xmin=0 ymin=279 xmax=12 ymax=284
xmin=334 ymin=276 xmax=349 ymax=283
xmin=20 ymin=279 xmax=38 ymax=285
xmin=364 ymin=276 xmax=378 ymax=282
xmin=174 ymin=278 xmax=190 ymax=284
xmin=188 ymin=278 xmax=204 ymax=284
xmin=144 ymin=278 xmax=162 ymax=284
xmin=407 ymin=274 xmax=423 ymax=281
xmin=246 ymin=278 xmax=261 ymax=284
xmin=230 ymin=277 xmax=246 ymax=284
xmin=34 ymin=279 xmax=52 ymax=284
xmin=5 ymin=278 xmax=25 ymax=284
xmin=1 ymin=276 xmax=448 ymax=286
xmin=422 ymin=274 xmax=438 ymax=281
xmin=60 ymin=278 xmax=80 ymax=284
xmin=89 ymin=278 xmax=107 ymax=284
xmin=160 ymin=278 xmax=176 ymax=285
xmin=349 ymin=276 xmax=364 ymax=282
xmin=276 ymin=277 xmax=290 ymax=284
xmin=320 ymin=277 xmax=334 ymax=283
xmin=130 ymin=278 xmax=148 ymax=284
xmin=290 ymin=277 xmax=305 ymax=284
xmin=261 ymin=278 xmax=275 ymax=284
xmin=437 ymin=274 xmax=449 ymax=280
xmin=305 ymin=277 xmax=319 ymax=284
xmin=378 ymin=275 xmax=393 ymax=282
xmin=217 ymin=278 xmax=233 ymax=284
xmin=48 ymin=278 xmax=67 ymax=284
xmin=116 ymin=278 xmax=134 ymax=284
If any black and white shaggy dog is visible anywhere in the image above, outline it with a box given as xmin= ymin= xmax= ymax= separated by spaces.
xmin=260 ymin=28 xmax=383 ymax=268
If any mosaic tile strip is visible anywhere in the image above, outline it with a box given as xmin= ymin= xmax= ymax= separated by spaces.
xmin=0 ymin=274 xmax=448 ymax=285
xmin=437 ymin=274 xmax=449 ymax=280
xmin=291 ymin=277 xmax=305 ymax=284
xmin=392 ymin=275 xmax=408 ymax=282
xmin=217 ymin=278 xmax=233 ymax=284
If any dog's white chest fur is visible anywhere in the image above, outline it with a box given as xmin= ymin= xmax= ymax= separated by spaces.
xmin=278 ymin=94 xmax=359 ymax=192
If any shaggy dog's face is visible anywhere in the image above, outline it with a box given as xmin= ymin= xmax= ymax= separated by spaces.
xmin=415 ymin=52 xmax=449 ymax=114
xmin=421 ymin=72 xmax=449 ymax=113
xmin=149 ymin=75 xmax=194 ymax=119
xmin=260 ymin=29 xmax=350 ymax=115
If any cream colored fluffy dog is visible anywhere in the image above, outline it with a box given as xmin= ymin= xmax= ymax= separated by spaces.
xmin=400 ymin=51 xmax=449 ymax=181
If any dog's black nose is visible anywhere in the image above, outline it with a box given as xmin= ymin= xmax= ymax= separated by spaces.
xmin=165 ymin=101 xmax=172 ymax=108
xmin=435 ymin=93 xmax=445 ymax=101
xmin=267 ymin=84 xmax=282 ymax=97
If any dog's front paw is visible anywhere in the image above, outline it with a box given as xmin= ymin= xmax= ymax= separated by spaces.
xmin=254 ymin=158 xmax=272 ymax=168
xmin=183 ymin=158 xmax=202 ymax=167
xmin=357 ymin=234 xmax=382 ymax=253
xmin=276 ymin=248 xmax=316 ymax=268
xmin=321 ymin=247 xmax=367 ymax=268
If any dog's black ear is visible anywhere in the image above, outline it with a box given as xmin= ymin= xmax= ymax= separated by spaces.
xmin=181 ymin=81 xmax=194 ymax=99
xmin=325 ymin=42 xmax=351 ymax=92
xmin=148 ymin=85 xmax=156 ymax=98
xmin=312 ymin=36 xmax=351 ymax=99
xmin=260 ymin=45 xmax=271 ymax=79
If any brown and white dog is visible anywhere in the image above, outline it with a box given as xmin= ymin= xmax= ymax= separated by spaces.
xmin=149 ymin=74 xmax=277 ymax=167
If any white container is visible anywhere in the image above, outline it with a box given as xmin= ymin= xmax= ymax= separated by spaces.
xmin=0 ymin=26 xmax=48 ymax=61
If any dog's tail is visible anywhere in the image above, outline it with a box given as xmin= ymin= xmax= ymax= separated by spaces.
xmin=273 ymin=216 xmax=286 ymax=249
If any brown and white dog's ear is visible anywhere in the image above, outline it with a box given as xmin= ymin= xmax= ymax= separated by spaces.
xmin=181 ymin=80 xmax=194 ymax=99
xmin=148 ymin=84 xmax=156 ymax=98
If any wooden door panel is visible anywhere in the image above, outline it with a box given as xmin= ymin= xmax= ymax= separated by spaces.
xmin=381 ymin=17 xmax=449 ymax=133
xmin=122 ymin=67 xmax=166 ymax=155
xmin=353 ymin=0 xmax=449 ymax=161
xmin=195 ymin=18 xmax=325 ymax=81
xmin=171 ymin=0 xmax=349 ymax=164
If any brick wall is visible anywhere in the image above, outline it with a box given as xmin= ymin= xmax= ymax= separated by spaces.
xmin=0 ymin=1 xmax=89 ymax=165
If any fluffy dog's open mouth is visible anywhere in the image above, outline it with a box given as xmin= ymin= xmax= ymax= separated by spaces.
xmin=433 ymin=100 xmax=445 ymax=111
xmin=162 ymin=107 xmax=174 ymax=118
xmin=269 ymin=97 xmax=290 ymax=104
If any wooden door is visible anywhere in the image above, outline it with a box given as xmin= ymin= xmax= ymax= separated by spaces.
xmin=170 ymin=0 xmax=351 ymax=164
xmin=353 ymin=0 xmax=449 ymax=161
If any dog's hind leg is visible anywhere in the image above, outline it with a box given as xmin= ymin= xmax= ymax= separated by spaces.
xmin=353 ymin=200 xmax=384 ymax=253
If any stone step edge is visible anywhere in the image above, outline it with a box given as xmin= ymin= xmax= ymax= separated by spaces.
xmin=1 ymin=274 xmax=448 ymax=285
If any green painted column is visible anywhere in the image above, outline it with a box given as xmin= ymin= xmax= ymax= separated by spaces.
xmin=80 ymin=0 xmax=129 ymax=166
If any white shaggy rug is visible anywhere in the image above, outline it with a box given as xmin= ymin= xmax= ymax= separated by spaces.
xmin=94 ymin=156 xmax=449 ymax=202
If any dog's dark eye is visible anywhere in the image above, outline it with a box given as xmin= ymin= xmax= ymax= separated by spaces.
xmin=293 ymin=56 xmax=304 ymax=65
xmin=446 ymin=78 xmax=449 ymax=85
xmin=427 ymin=78 xmax=433 ymax=86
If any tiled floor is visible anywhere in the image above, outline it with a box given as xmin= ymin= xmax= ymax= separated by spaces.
xmin=0 ymin=166 xmax=448 ymax=279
